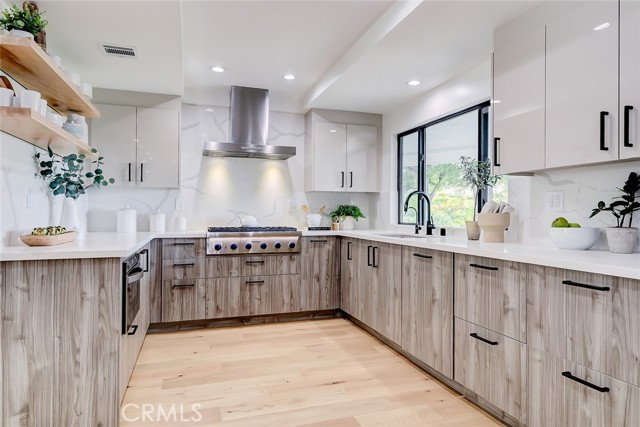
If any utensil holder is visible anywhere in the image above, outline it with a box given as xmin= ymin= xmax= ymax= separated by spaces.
xmin=477 ymin=213 xmax=511 ymax=243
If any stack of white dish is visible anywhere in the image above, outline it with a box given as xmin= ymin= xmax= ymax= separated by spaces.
xmin=47 ymin=111 xmax=65 ymax=128
xmin=62 ymin=122 xmax=84 ymax=140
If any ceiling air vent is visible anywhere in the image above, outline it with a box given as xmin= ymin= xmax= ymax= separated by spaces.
xmin=101 ymin=44 xmax=137 ymax=58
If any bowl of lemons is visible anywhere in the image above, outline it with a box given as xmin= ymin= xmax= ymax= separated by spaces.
xmin=549 ymin=217 xmax=599 ymax=250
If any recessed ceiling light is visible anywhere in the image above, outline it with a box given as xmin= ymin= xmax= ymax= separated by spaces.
xmin=593 ymin=22 xmax=610 ymax=31
xmin=492 ymin=99 xmax=502 ymax=104
xmin=284 ymin=74 xmax=296 ymax=80
xmin=205 ymin=108 xmax=214 ymax=112
xmin=210 ymin=66 xmax=226 ymax=73
xmin=407 ymin=80 xmax=421 ymax=86
xmin=329 ymin=129 xmax=337 ymax=133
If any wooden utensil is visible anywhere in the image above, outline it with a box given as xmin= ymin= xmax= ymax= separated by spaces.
xmin=0 ymin=76 xmax=14 ymax=92
xmin=302 ymin=205 xmax=310 ymax=214
xmin=318 ymin=205 xmax=326 ymax=214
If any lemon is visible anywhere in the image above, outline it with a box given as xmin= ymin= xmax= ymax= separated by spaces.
xmin=551 ymin=217 xmax=570 ymax=228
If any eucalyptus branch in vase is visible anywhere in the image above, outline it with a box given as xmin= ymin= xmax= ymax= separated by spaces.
xmin=459 ymin=156 xmax=501 ymax=221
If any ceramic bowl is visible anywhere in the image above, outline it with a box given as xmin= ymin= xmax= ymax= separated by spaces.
xmin=549 ymin=227 xmax=599 ymax=250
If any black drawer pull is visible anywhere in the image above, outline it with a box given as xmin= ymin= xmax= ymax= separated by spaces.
xmin=413 ymin=253 xmax=432 ymax=259
xmin=470 ymin=263 xmax=498 ymax=271
xmin=173 ymin=262 xmax=195 ymax=267
xmin=172 ymin=242 xmax=195 ymax=246
xmin=562 ymin=280 xmax=610 ymax=292
xmin=562 ymin=371 xmax=610 ymax=393
xmin=246 ymin=260 xmax=265 ymax=265
xmin=372 ymin=246 xmax=379 ymax=268
xmin=172 ymin=281 xmax=195 ymax=288
xmin=127 ymin=324 xmax=138 ymax=335
xmin=470 ymin=333 xmax=498 ymax=346
xmin=246 ymin=280 xmax=265 ymax=285
xmin=367 ymin=245 xmax=373 ymax=266
xmin=310 ymin=239 xmax=328 ymax=243
xmin=347 ymin=241 xmax=352 ymax=260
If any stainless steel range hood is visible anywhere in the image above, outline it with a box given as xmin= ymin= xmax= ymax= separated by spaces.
xmin=203 ymin=86 xmax=296 ymax=160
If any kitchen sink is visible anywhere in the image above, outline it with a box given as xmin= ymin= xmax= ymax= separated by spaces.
xmin=373 ymin=233 xmax=440 ymax=239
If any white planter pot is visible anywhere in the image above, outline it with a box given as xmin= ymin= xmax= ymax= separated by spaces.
xmin=9 ymin=29 xmax=34 ymax=39
xmin=339 ymin=216 xmax=355 ymax=230
xmin=59 ymin=197 xmax=80 ymax=231
xmin=605 ymin=227 xmax=638 ymax=254
xmin=465 ymin=220 xmax=480 ymax=240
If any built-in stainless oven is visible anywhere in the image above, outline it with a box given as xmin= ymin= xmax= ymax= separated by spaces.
xmin=122 ymin=249 xmax=147 ymax=335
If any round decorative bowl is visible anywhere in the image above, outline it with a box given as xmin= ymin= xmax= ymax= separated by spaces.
xmin=549 ymin=227 xmax=599 ymax=250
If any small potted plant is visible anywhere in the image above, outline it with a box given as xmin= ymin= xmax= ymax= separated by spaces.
xmin=330 ymin=204 xmax=365 ymax=230
xmin=459 ymin=156 xmax=501 ymax=240
xmin=590 ymin=171 xmax=640 ymax=254
xmin=0 ymin=2 xmax=48 ymax=50
xmin=35 ymin=147 xmax=115 ymax=230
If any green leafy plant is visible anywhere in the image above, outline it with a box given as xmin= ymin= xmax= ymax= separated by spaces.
xmin=0 ymin=2 xmax=48 ymax=35
xmin=35 ymin=147 xmax=115 ymax=200
xmin=458 ymin=156 xmax=501 ymax=221
xmin=330 ymin=204 xmax=366 ymax=221
xmin=590 ymin=172 xmax=640 ymax=228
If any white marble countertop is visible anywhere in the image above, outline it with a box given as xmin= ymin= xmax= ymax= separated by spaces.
xmin=1 ymin=229 xmax=638 ymax=280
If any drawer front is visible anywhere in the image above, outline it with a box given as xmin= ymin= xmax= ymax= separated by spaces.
xmin=161 ymin=279 xmax=206 ymax=322
xmin=162 ymin=238 xmax=206 ymax=259
xmin=455 ymin=318 xmax=526 ymax=422
xmin=454 ymin=254 xmax=526 ymax=341
xmin=162 ymin=258 xmax=203 ymax=280
xmin=202 ymin=255 xmax=301 ymax=278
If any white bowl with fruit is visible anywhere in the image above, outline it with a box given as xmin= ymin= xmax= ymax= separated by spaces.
xmin=549 ymin=217 xmax=599 ymax=250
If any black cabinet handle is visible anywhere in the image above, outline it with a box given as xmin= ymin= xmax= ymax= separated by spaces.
xmin=562 ymin=371 xmax=610 ymax=393
xmin=493 ymin=137 xmax=501 ymax=167
xmin=347 ymin=241 xmax=352 ymax=260
xmin=367 ymin=245 xmax=372 ymax=266
xmin=310 ymin=239 xmax=328 ymax=243
xmin=173 ymin=262 xmax=194 ymax=267
xmin=600 ymin=111 xmax=609 ymax=151
xmin=128 ymin=162 xmax=132 ymax=182
xmin=562 ymin=280 xmax=610 ymax=292
xmin=349 ymin=171 xmax=353 ymax=188
xmin=372 ymin=246 xmax=379 ymax=268
xmin=624 ymin=105 xmax=634 ymax=147
xmin=127 ymin=324 xmax=138 ymax=335
xmin=140 ymin=248 xmax=149 ymax=272
xmin=172 ymin=281 xmax=195 ymax=288
xmin=413 ymin=253 xmax=432 ymax=259
xmin=341 ymin=172 xmax=345 ymax=188
xmin=245 ymin=260 xmax=265 ymax=265
xmin=173 ymin=242 xmax=195 ymax=246
xmin=140 ymin=162 xmax=144 ymax=182
xmin=469 ymin=263 xmax=498 ymax=271
xmin=470 ymin=333 xmax=498 ymax=346
xmin=246 ymin=280 xmax=265 ymax=285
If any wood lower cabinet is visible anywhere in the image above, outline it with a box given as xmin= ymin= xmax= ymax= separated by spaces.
xmin=454 ymin=318 xmax=527 ymax=422
xmin=300 ymin=236 xmax=340 ymax=310
xmin=528 ymin=347 xmax=640 ymax=427
xmin=401 ymin=247 xmax=453 ymax=378
xmin=162 ymin=278 xmax=207 ymax=322
xmin=454 ymin=254 xmax=526 ymax=342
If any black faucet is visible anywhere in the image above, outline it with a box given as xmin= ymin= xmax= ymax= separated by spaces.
xmin=403 ymin=190 xmax=436 ymax=235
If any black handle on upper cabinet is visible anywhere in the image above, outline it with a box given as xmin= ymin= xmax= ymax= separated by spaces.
xmin=128 ymin=163 xmax=132 ymax=182
xmin=341 ymin=172 xmax=345 ymax=188
xmin=562 ymin=280 xmax=610 ymax=292
xmin=372 ymin=246 xmax=379 ymax=268
xmin=493 ymin=137 xmax=501 ymax=167
xmin=128 ymin=324 xmax=138 ymax=335
xmin=140 ymin=248 xmax=149 ymax=272
xmin=600 ymin=111 xmax=609 ymax=151
xmin=347 ymin=241 xmax=352 ymax=260
xmin=469 ymin=263 xmax=498 ymax=271
xmin=413 ymin=253 xmax=432 ymax=259
xmin=350 ymin=172 xmax=353 ymax=188
xmin=470 ymin=333 xmax=498 ymax=346
xmin=367 ymin=245 xmax=372 ymax=266
xmin=624 ymin=106 xmax=634 ymax=147
xmin=140 ymin=163 xmax=144 ymax=182
xmin=562 ymin=371 xmax=610 ymax=393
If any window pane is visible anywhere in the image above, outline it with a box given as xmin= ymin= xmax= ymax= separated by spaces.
xmin=399 ymin=131 xmax=419 ymax=223
xmin=425 ymin=110 xmax=478 ymax=228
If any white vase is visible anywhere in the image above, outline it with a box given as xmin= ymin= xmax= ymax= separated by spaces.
xmin=339 ymin=216 xmax=355 ymax=230
xmin=9 ymin=29 xmax=34 ymax=39
xmin=605 ymin=227 xmax=638 ymax=254
xmin=59 ymin=197 xmax=80 ymax=231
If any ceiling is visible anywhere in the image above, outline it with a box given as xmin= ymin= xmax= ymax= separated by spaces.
xmin=39 ymin=0 xmax=536 ymax=114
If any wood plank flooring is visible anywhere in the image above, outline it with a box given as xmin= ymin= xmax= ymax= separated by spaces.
xmin=121 ymin=319 xmax=503 ymax=426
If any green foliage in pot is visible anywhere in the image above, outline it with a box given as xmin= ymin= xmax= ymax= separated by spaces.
xmin=330 ymin=204 xmax=366 ymax=221
xmin=459 ymin=156 xmax=501 ymax=221
xmin=590 ymin=172 xmax=640 ymax=228
xmin=35 ymin=147 xmax=115 ymax=200
xmin=0 ymin=2 xmax=48 ymax=35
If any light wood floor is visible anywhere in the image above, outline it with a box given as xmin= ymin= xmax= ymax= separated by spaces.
xmin=121 ymin=319 xmax=504 ymax=426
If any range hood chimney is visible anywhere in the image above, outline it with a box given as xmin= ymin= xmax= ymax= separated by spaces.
xmin=203 ymin=86 xmax=296 ymax=160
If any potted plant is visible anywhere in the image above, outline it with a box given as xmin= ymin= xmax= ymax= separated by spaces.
xmin=459 ymin=156 xmax=501 ymax=240
xmin=330 ymin=204 xmax=365 ymax=230
xmin=0 ymin=2 xmax=48 ymax=50
xmin=35 ymin=147 xmax=115 ymax=230
xmin=589 ymin=171 xmax=640 ymax=254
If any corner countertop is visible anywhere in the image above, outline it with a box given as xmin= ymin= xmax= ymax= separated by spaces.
xmin=1 ymin=229 xmax=638 ymax=280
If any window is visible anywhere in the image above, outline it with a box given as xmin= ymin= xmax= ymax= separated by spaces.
xmin=397 ymin=101 xmax=493 ymax=227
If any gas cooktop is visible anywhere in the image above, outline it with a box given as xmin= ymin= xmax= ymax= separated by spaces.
xmin=207 ymin=226 xmax=297 ymax=233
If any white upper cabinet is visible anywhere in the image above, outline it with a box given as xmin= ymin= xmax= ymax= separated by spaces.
xmin=493 ymin=24 xmax=546 ymax=174
xmin=545 ymin=1 xmax=619 ymax=168
xmin=305 ymin=109 xmax=380 ymax=193
xmin=92 ymin=104 xmax=180 ymax=189
xmin=620 ymin=0 xmax=640 ymax=159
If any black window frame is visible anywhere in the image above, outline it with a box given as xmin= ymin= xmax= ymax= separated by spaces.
xmin=397 ymin=101 xmax=491 ymax=226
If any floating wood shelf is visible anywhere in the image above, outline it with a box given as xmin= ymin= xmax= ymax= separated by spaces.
xmin=0 ymin=35 xmax=100 ymax=118
xmin=0 ymin=107 xmax=99 ymax=159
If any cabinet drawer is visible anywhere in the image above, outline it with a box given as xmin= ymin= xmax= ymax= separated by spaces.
xmin=203 ymin=255 xmax=300 ymax=278
xmin=454 ymin=318 xmax=526 ymax=422
xmin=454 ymin=254 xmax=526 ymax=342
xmin=162 ymin=239 xmax=206 ymax=259
xmin=162 ymin=258 xmax=203 ymax=280
xmin=161 ymin=279 xmax=206 ymax=322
